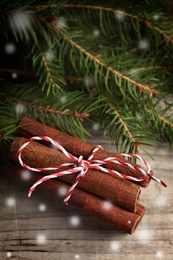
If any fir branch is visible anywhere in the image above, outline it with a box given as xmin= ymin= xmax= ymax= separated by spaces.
xmin=36 ymin=41 xmax=57 ymax=92
xmin=144 ymin=20 xmax=173 ymax=45
xmin=127 ymin=66 xmax=173 ymax=72
xmin=62 ymin=4 xmax=173 ymax=45
xmin=146 ymin=108 xmax=173 ymax=128
xmin=53 ymin=25 xmax=158 ymax=97
xmin=33 ymin=40 xmax=66 ymax=95
xmin=158 ymin=116 xmax=173 ymax=128
xmin=0 ymin=91 xmax=89 ymax=121
xmin=34 ymin=3 xmax=173 ymax=45
xmin=0 ymin=83 xmax=104 ymax=141
xmin=108 ymin=103 xmax=136 ymax=145
xmin=0 ymin=0 xmax=173 ymax=157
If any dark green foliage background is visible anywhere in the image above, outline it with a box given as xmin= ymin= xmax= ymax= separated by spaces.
xmin=0 ymin=0 xmax=173 ymax=159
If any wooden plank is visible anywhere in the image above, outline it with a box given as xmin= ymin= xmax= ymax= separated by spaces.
xmin=0 ymin=138 xmax=173 ymax=259
xmin=0 ymin=252 xmax=173 ymax=260
xmin=0 ymin=228 xmax=173 ymax=241
xmin=0 ymin=239 xmax=172 ymax=255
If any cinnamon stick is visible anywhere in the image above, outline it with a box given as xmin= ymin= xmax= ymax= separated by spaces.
xmin=17 ymin=117 xmax=151 ymax=187
xmin=8 ymin=162 xmax=146 ymax=234
xmin=9 ymin=137 xmax=141 ymax=212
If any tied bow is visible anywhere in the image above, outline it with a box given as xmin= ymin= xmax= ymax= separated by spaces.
xmin=18 ymin=136 xmax=167 ymax=205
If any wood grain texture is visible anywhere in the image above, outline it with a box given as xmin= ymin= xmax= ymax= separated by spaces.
xmin=0 ymin=134 xmax=173 ymax=259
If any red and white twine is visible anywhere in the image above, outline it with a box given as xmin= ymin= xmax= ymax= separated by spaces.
xmin=18 ymin=136 xmax=167 ymax=204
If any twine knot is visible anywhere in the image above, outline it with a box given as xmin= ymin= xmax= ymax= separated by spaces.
xmin=77 ymin=156 xmax=89 ymax=174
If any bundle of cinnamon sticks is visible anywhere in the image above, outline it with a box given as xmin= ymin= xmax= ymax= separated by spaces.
xmin=9 ymin=117 xmax=152 ymax=234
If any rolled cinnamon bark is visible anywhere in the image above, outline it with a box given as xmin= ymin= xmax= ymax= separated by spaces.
xmin=17 ymin=117 xmax=151 ymax=187
xmin=9 ymin=137 xmax=141 ymax=212
xmin=8 ymin=162 xmax=146 ymax=234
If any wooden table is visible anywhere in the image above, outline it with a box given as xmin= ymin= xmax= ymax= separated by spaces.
xmin=0 ymin=134 xmax=173 ymax=260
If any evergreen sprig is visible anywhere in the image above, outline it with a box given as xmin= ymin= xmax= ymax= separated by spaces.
xmin=0 ymin=0 xmax=173 ymax=159
xmin=0 ymin=84 xmax=103 ymax=140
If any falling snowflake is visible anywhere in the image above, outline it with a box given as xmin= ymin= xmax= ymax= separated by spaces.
xmin=75 ymin=255 xmax=80 ymax=259
xmin=36 ymin=233 xmax=47 ymax=245
xmin=14 ymin=103 xmax=27 ymax=115
xmin=110 ymin=241 xmax=120 ymax=252
xmin=38 ymin=204 xmax=47 ymax=212
xmin=45 ymin=50 xmax=54 ymax=62
xmin=56 ymin=17 xmax=67 ymax=28
xmin=92 ymin=123 xmax=100 ymax=131
xmin=6 ymin=197 xmax=16 ymax=207
xmin=135 ymin=112 xmax=142 ymax=121
xmin=153 ymin=14 xmax=160 ymax=20
xmin=115 ymin=10 xmax=125 ymax=21
xmin=93 ymin=29 xmax=100 ymax=37
xmin=155 ymin=251 xmax=164 ymax=258
xmin=6 ymin=252 xmax=12 ymax=258
xmin=57 ymin=186 xmax=68 ymax=198
xmin=138 ymin=39 xmax=150 ymax=50
xmin=20 ymin=169 xmax=31 ymax=181
xmin=11 ymin=73 xmax=18 ymax=79
xmin=60 ymin=95 xmax=67 ymax=104
xmin=9 ymin=11 xmax=32 ymax=33
xmin=127 ymin=220 xmax=132 ymax=225
xmin=102 ymin=200 xmax=113 ymax=211
xmin=135 ymin=229 xmax=154 ymax=244
xmin=154 ymin=195 xmax=167 ymax=207
xmin=69 ymin=215 xmax=80 ymax=227
xmin=4 ymin=42 xmax=16 ymax=54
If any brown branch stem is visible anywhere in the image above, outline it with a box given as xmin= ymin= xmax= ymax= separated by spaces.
xmin=0 ymin=92 xmax=89 ymax=121
xmin=33 ymin=4 xmax=173 ymax=45
xmin=0 ymin=132 xmax=9 ymax=141
xmin=56 ymin=28 xmax=158 ymax=97
xmin=107 ymin=102 xmax=140 ymax=153
xmin=35 ymin=41 xmax=56 ymax=90
xmin=0 ymin=67 xmax=32 ymax=75
xmin=146 ymin=109 xmax=173 ymax=128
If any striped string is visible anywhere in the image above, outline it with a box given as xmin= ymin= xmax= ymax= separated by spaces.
xmin=18 ymin=136 xmax=167 ymax=204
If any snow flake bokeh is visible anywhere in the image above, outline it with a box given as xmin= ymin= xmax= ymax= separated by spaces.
xmin=6 ymin=252 xmax=12 ymax=258
xmin=11 ymin=72 xmax=18 ymax=79
xmin=155 ymin=251 xmax=164 ymax=258
xmin=36 ymin=233 xmax=47 ymax=245
xmin=92 ymin=123 xmax=100 ymax=131
xmin=134 ymin=229 xmax=154 ymax=244
xmin=14 ymin=103 xmax=27 ymax=115
xmin=9 ymin=11 xmax=32 ymax=34
xmin=4 ymin=42 xmax=16 ymax=55
xmin=110 ymin=241 xmax=120 ymax=252
xmin=153 ymin=14 xmax=160 ymax=20
xmin=69 ymin=215 xmax=80 ymax=227
xmin=57 ymin=186 xmax=68 ymax=198
xmin=56 ymin=17 xmax=67 ymax=28
xmin=60 ymin=95 xmax=67 ymax=104
xmin=138 ymin=39 xmax=150 ymax=50
xmin=93 ymin=28 xmax=100 ymax=37
xmin=75 ymin=254 xmax=80 ymax=259
xmin=20 ymin=169 xmax=31 ymax=181
xmin=102 ymin=200 xmax=113 ymax=211
xmin=45 ymin=50 xmax=54 ymax=62
xmin=115 ymin=10 xmax=125 ymax=21
xmin=154 ymin=195 xmax=168 ymax=207
xmin=6 ymin=197 xmax=16 ymax=208
xmin=38 ymin=204 xmax=47 ymax=212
